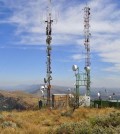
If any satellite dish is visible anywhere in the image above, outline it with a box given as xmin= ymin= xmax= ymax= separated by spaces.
xmin=44 ymin=78 xmax=47 ymax=83
xmin=49 ymin=76 xmax=52 ymax=80
xmin=86 ymin=66 xmax=90 ymax=71
xmin=84 ymin=66 xmax=90 ymax=72
xmin=40 ymin=90 xmax=44 ymax=96
xmin=97 ymin=92 xmax=100 ymax=97
xmin=44 ymin=85 xmax=47 ymax=89
xmin=72 ymin=65 xmax=78 ymax=71
xmin=41 ymin=90 xmax=44 ymax=94
xmin=41 ymin=86 xmax=45 ymax=90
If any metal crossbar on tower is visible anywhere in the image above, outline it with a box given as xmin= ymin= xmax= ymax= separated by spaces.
xmin=84 ymin=6 xmax=91 ymax=96
xmin=44 ymin=0 xmax=53 ymax=107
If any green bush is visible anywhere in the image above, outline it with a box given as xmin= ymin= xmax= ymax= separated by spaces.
xmin=0 ymin=114 xmax=4 ymax=125
xmin=0 ymin=113 xmax=21 ymax=129
xmin=1 ymin=121 xmax=17 ymax=128
xmin=55 ymin=121 xmax=91 ymax=134
xmin=51 ymin=111 xmax=120 ymax=134
xmin=90 ymin=112 xmax=120 ymax=128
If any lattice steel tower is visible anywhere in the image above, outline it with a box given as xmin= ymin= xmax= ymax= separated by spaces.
xmin=44 ymin=0 xmax=53 ymax=106
xmin=84 ymin=6 xmax=91 ymax=96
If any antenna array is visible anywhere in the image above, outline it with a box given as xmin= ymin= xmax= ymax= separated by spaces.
xmin=84 ymin=6 xmax=91 ymax=96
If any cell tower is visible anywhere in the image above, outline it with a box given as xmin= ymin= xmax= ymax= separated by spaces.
xmin=44 ymin=0 xmax=53 ymax=106
xmin=84 ymin=6 xmax=91 ymax=96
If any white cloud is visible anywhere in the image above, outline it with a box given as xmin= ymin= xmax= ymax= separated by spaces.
xmin=1 ymin=0 xmax=120 ymax=87
xmin=100 ymin=52 xmax=120 ymax=62
xmin=103 ymin=64 xmax=120 ymax=73
xmin=92 ymin=75 xmax=120 ymax=88
xmin=71 ymin=54 xmax=84 ymax=61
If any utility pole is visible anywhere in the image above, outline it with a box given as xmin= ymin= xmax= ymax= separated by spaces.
xmin=84 ymin=6 xmax=91 ymax=96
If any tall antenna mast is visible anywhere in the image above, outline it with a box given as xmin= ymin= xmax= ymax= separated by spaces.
xmin=44 ymin=0 xmax=53 ymax=106
xmin=84 ymin=6 xmax=91 ymax=96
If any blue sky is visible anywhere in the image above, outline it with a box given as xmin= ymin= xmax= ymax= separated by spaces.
xmin=0 ymin=0 xmax=120 ymax=88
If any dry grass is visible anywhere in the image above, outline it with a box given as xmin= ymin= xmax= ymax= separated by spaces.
xmin=0 ymin=107 xmax=118 ymax=134
xmin=0 ymin=90 xmax=39 ymax=106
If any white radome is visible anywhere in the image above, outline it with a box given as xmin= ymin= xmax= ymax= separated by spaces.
xmin=41 ymin=86 xmax=45 ymax=90
xmin=85 ymin=66 xmax=90 ymax=72
xmin=86 ymin=66 xmax=90 ymax=71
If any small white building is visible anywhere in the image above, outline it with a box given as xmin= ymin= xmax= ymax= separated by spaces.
xmin=79 ymin=95 xmax=91 ymax=107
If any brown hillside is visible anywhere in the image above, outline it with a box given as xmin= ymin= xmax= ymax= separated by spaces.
xmin=0 ymin=90 xmax=39 ymax=110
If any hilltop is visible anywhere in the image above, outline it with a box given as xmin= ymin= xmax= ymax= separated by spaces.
xmin=0 ymin=90 xmax=39 ymax=110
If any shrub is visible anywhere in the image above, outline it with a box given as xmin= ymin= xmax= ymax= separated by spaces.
xmin=90 ymin=111 xmax=120 ymax=128
xmin=61 ymin=110 xmax=73 ymax=117
xmin=55 ymin=121 xmax=91 ymax=134
xmin=0 ymin=114 xmax=4 ymax=123
xmin=92 ymin=125 xmax=106 ymax=134
xmin=52 ymin=111 xmax=120 ymax=134
xmin=1 ymin=121 xmax=17 ymax=128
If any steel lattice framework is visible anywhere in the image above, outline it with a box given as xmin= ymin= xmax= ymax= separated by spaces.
xmin=44 ymin=0 xmax=53 ymax=106
xmin=84 ymin=6 xmax=91 ymax=96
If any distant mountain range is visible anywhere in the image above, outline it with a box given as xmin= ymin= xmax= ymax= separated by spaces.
xmin=0 ymin=84 xmax=120 ymax=110
xmin=0 ymin=84 xmax=71 ymax=94
xmin=0 ymin=84 xmax=40 ymax=91
xmin=0 ymin=84 xmax=120 ymax=100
